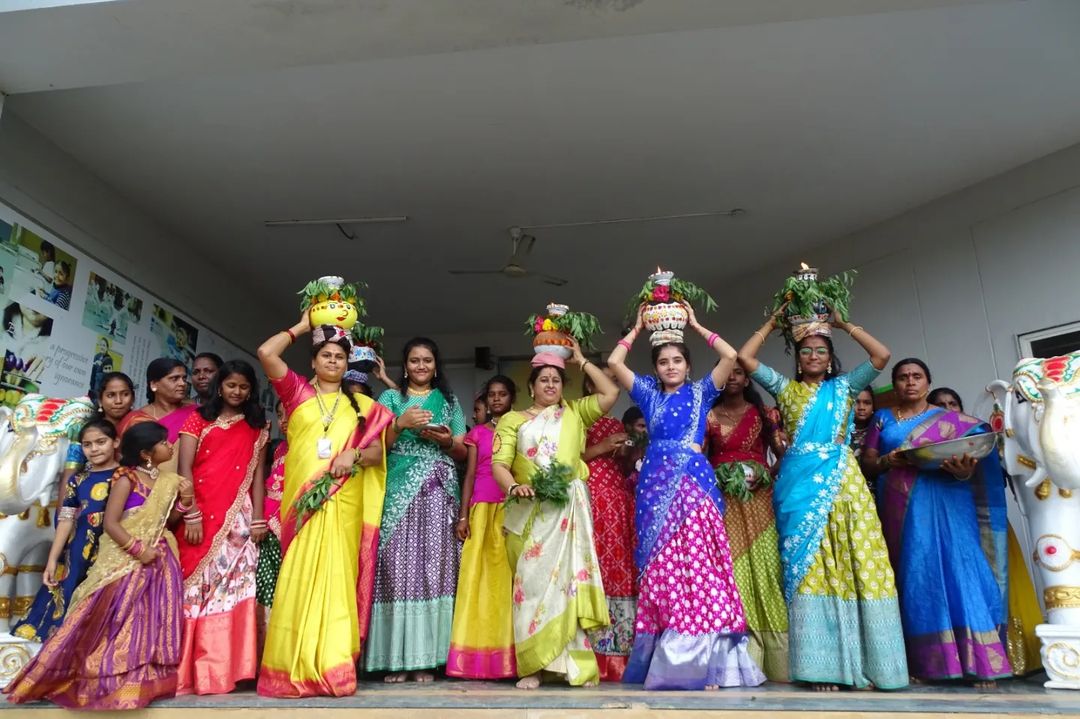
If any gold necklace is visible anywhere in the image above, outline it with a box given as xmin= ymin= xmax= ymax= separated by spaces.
xmin=312 ymin=384 xmax=342 ymax=429
xmin=408 ymin=386 xmax=433 ymax=397
xmin=717 ymin=403 xmax=747 ymax=424
xmin=894 ymin=402 xmax=928 ymax=421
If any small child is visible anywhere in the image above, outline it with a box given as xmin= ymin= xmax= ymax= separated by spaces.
xmin=12 ymin=418 xmax=120 ymax=642
xmin=43 ymin=260 xmax=73 ymax=310
xmin=256 ymin=400 xmax=288 ymax=650
xmin=447 ymin=375 xmax=518 ymax=679
xmin=5 ymin=422 xmax=190 ymax=710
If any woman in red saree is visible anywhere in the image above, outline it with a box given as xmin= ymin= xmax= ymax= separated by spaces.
xmin=582 ymin=370 xmax=637 ymax=681
xmin=175 ymin=359 xmax=269 ymax=694
xmin=118 ymin=357 xmax=196 ymax=475
xmin=704 ymin=366 xmax=789 ymax=682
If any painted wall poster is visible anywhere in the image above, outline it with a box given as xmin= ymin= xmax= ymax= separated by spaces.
xmin=151 ymin=303 xmax=199 ymax=366
xmin=7 ymin=225 xmax=78 ymax=312
xmin=0 ymin=202 xmax=254 ymax=409
xmin=82 ymin=271 xmax=143 ymax=343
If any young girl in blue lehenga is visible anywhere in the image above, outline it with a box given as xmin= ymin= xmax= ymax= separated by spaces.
xmin=12 ymin=418 xmax=120 ymax=642
xmin=608 ymin=303 xmax=765 ymax=690
xmin=861 ymin=359 xmax=1010 ymax=685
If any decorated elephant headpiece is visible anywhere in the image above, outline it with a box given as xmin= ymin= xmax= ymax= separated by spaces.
xmin=11 ymin=394 xmax=96 ymax=443
xmin=1012 ymin=353 xmax=1080 ymax=405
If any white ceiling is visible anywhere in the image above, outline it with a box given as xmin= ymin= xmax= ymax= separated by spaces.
xmin=3 ymin=0 xmax=1080 ymax=345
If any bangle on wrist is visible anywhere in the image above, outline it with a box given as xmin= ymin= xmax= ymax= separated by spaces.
xmin=617 ymin=339 xmax=632 ymax=351
xmin=284 ymin=328 xmax=296 ymax=344
xmin=706 ymin=332 xmax=719 ymax=346
xmin=392 ymin=418 xmax=401 ymax=433
xmin=754 ymin=330 xmax=767 ymax=343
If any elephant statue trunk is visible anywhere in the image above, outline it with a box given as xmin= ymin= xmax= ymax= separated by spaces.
xmin=0 ymin=426 xmax=42 ymax=515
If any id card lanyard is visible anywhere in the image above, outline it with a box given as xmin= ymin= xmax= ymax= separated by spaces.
xmin=313 ymin=384 xmax=343 ymax=459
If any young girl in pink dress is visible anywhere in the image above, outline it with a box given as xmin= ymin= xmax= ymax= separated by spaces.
xmin=447 ymin=376 xmax=518 ymax=679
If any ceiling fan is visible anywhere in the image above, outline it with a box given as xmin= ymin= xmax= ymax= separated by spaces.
xmin=448 ymin=227 xmax=568 ymax=286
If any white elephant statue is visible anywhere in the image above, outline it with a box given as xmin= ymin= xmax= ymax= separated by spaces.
xmin=0 ymin=393 xmax=94 ymax=688
xmin=989 ymin=349 xmax=1080 ymax=689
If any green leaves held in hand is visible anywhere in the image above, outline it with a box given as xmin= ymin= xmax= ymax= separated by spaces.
xmin=506 ymin=460 xmax=574 ymax=508
xmin=714 ymin=460 xmax=771 ymax=502
xmin=292 ymin=471 xmax=342 ymax=532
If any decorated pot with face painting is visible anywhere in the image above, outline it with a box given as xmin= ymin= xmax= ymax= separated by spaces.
xmin=300 ymin=276 xmax=364 ymax=331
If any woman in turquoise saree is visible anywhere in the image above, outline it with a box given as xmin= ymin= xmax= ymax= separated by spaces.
xmin=738 ymin=310 xmax=908 ymax=691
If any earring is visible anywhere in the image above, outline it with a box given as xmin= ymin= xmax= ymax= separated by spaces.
xmin=144 ymin=458 xmax=153 ymax=470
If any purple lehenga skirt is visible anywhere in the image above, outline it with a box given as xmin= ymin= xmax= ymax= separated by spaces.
xmin=5 ymin=537 xmax=183 ymax=710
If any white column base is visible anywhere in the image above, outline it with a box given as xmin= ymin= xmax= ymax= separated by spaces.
xmin=1037 ymin=623 xmax=1080 ymax=689
xmin=0 ymin=633 xmax=40 ymax=689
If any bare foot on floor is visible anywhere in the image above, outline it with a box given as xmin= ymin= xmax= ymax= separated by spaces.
xmin=412 ymin=671 xmax=435 ymax=683
xmin=973 ymin=680 xmax=996 ymax=690
xmin=384 ymin=672 xmax=408 ymax=684
xmin=516 ymin=674 xmax=542 ymax=690
xmin=812 ymin=683 xmax=839 ymax=692
xmin=705 ymin=684 xmax=720 ymax=691
xmin=910 ymin=676 xmax=923 ymax=685
xmin=582 ymin=680 xmax=599 ymax=688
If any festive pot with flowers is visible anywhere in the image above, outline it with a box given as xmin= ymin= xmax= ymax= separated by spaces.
xmin=627 ymin=268 xmax=718 ymax=345
xmin=298 ymin=276 xmax=365 ymax=331
xmin=524 ymin=303 xmax=602 ymax=359
xmin=349 ymin=323 xmax=384 ymax=372
xmin=770 ymin=263 xmax=855 ymax=352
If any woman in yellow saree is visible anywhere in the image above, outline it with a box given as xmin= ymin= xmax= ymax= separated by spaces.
xmin=491 ymin=343 xmax=620 ymax=689
xmin=255 ymin=316 xmax=393 ymax=697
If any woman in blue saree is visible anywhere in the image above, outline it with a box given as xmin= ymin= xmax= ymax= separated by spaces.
xmin=738 ymin=310 xmax=908 ymax=691
xmin=861 ymin=359 xmax=1010 ymax=685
